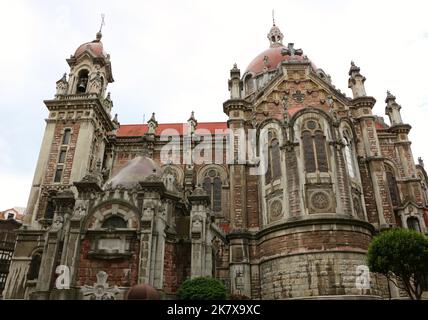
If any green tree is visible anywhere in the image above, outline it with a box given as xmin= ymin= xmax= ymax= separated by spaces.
xmin=177 ymin=277 xmax=227 ymax=300
xmin=367 ymin=228 xmax=428 ymax=300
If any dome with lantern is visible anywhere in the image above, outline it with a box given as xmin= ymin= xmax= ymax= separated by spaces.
xmin=245 ymin=23 xmax=316 ymax=75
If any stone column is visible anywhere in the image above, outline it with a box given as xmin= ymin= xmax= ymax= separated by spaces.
xmin=188 ymin=186 xmax=211 ymax=278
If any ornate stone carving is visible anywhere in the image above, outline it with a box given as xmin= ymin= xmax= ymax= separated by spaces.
xmin=55 ymin=73 xmax=68 ymax=95
xmin=307 ymin=189 xmax=334 ymax=213
xmin=292 ymin=90 xmax=305 ymax=103
xmin=88 ymin=71 xmax=103 ymax=94
xmin=353 ymin=196 xmax=364 ymax=220
xmin=81 ymin=271 xmax=120 ymax=300
xmin=50 ymin=215 xmax=64 ymax=231
xmin=311 ymin=192 xmax=330 ymax=210
xmin=269 ymin=200 xmax=283 ymax=221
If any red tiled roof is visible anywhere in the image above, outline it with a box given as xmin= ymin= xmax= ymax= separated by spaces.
xmin=375 ymin=122 xmax=388 ymax=130
xmin=117 ymin=122 xmax=228 ymax=137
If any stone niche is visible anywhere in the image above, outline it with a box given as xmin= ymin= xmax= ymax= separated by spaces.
xmin=87 ymin=231 xmax=134 ymax=260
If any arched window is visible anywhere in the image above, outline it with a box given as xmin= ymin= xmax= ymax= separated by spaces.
xmin=419 ymin=173 xmax=428 ymax=206
xmin=343 ymin=135 xmax=356 ymax=178
xmin=407 ymin=217 xmax=421 ymax=232
xmin=202 ymin=169 xmax=223 ymax=212
xmin=244 ymin=74 xmax=254 ymax=94
xmin=102 ymin=216 xmax=127 ymax=229
xmin=76 ymin=69 xmax=89 ymax=93
xmin=62 ymin=129 xmax=71 ymax=145
xmin=302 ymin=120 xmax=329 ymax=173
xmin=385 ymin=165 xmax=400 ymax=207
xmin=264 ymin=131 xmax=281 ymax=184
xmin=27 ymin=252 xmax=42 ymax=281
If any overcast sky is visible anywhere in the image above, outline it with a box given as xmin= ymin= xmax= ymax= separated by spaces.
xmin=0 ymin=0 xmax=427 ymax=210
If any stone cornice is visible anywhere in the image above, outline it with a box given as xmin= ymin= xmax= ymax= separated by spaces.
xmin=44 ymin=95 xmax=115 ymax=133
xmin=226 ymin=217 xmax=375 ymax=241
xmin=223 ymin=99 xmax=251 ymax=114
xmin=349 ymin=96 xmax=376 ymax=108
xmin=388 ymin=123 xmax=411 ymax=134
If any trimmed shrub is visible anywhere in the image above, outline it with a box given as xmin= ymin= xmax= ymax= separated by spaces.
xmin=177 ymin=277 xmax=227 ymax=300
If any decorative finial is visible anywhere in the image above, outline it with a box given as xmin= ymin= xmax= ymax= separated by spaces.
xmin=385 ymin=90 xmax=396 ymax=103
xmin=188 ymin=110 xmax=197 ymax=126
xmin=96 ymin=13 xmax=105 ymax=41
xmin=267 ymin=20 xmax=284 ymax=47
xmin=149 ymin=112 xmax=156 ymax=122
xmin=349 ymin=61 xmax=361 ymax=76
xmin=272 ymin=9 xmax=275 ymax=26
xmin=418 ymin=157 xmax=424 ymax=168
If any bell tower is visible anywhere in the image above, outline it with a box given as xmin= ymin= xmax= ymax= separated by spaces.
xmin=25 ymin=28 xmax=115 ymax=226
xmin=4 ymin=27 xmax=116 ymax=299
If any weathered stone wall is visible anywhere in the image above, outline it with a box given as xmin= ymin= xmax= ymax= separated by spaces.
xmin=259 ymin=251 xmax=385 ymax=299
xmin=256 ymin=221 xmax=382 ymax=299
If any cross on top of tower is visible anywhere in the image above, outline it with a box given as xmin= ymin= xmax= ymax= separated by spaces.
xmin=96 ymin=14 xmax=105 ymax=41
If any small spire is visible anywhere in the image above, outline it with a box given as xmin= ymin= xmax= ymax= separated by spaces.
xmin=272 ymin=9 xmax=275 ymax=26
xmin=149 ymin=112 xmax=156 ymax=122
xmin=188 ymin=111 xmax=196 ymax=122
xmin=147 ymin=112 xmax=158 ymax=134
xmin=57 ymin=73 xmax=67 ymax=83
xmin=385 ymin=90 xmax=396 ymax=103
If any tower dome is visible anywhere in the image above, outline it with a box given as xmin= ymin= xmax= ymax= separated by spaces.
xmin=74 ymin=31 xmax=107 ymax=58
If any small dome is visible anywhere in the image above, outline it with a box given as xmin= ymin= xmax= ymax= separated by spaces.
xmin=74 ymin=32 xmax=107 ymax=58
xmin=125 ymin=283 xmax=160 ymax=300
xmin=104 ymin=156 xmax=162 ymax=189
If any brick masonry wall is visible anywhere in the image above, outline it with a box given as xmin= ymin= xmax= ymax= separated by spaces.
xmin=163 ymin=241 xmax=191 ymax=295
xmin=358 ymin=161 xmax=379 ymax=225
xmin=44 ymin=121 xmax=81 ymax=185
xmin=246 ymin=168 xmax=259 ymax=229
xmin=334 ymin=145 xmax=352 ymax=215
xmin=285 ymin=149 xmax=302 ymax=217
xmin=76 ymin=238 xmax=140 ymax=288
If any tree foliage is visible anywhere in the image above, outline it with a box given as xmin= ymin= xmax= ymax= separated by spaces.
xmin=368 ymin=228 xmax=428 ymax=300
xmin=177 ymin=277 xmax=227 ymax=300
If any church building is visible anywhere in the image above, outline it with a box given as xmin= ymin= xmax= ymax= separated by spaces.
xmin=3 ymin=22 xmax=428 ymax=300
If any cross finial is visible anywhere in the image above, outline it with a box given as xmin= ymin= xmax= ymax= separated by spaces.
xmin=99 ymin=13 xmax=106 ymax=33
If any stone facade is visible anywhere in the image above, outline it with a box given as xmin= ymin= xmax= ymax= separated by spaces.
xmin=3 ymin=23 xmax=428 ymax=300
